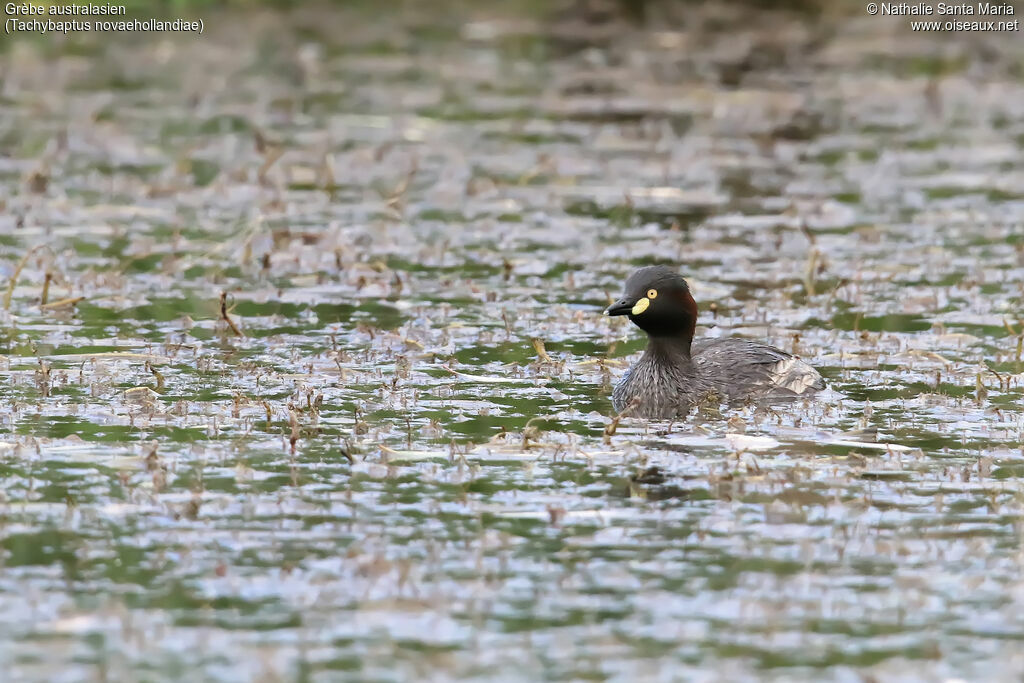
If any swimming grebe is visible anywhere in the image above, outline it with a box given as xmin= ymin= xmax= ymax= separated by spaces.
xmin=604 ymin=266 xmax=824 ymax=418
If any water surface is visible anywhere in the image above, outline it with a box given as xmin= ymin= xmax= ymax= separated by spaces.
xmin=1 ymin=2 xmax=1024 ymax=680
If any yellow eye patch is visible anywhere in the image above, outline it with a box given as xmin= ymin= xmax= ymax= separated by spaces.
xmin=630 ymin=288 xmax=658 ymax=315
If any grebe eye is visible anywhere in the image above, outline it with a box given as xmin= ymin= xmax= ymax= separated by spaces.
xmin=647 ymin=288 xmax=658 ymax=299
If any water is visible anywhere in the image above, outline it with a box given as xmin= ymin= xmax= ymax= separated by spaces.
xmin=1 ymin=1 xmax=1023 ymax=680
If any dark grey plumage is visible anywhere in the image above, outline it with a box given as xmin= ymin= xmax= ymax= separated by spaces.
xmin=605 ymin=266 xmax=824 ymax=419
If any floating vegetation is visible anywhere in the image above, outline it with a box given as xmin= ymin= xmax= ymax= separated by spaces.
xmin=0 ymin=1 xmax=1022 ymax=680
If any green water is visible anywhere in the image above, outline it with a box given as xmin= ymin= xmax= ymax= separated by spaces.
xmin=1 ymin=1 xmax=1024 ymax=680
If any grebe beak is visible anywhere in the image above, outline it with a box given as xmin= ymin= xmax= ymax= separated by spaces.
xmin=604 ymin=297 xmax=635 ymax=316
